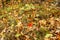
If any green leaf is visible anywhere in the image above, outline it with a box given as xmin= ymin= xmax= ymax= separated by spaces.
xmin=15 ymin=33 xmax=22 ymax=37
xmin=45 ymin=34 xmax=53 ymax=38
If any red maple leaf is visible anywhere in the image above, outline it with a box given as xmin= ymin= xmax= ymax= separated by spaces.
xmin=27 ymin=22 xmax=33 ymax=27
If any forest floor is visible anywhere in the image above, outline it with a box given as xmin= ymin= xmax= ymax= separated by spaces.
xmin=0 ymin=1 xmax=60 ymax=40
